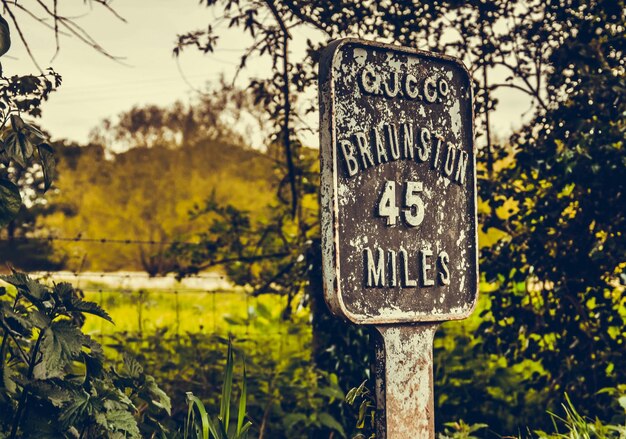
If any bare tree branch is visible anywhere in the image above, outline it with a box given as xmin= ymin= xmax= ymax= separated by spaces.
xmin=1 ymin=0 xmax=126 ymax=68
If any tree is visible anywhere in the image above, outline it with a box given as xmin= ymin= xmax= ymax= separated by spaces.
xmin=0 ymin=1 xmax=126 ymax=259
xmin=0 ymin=15 xmax=59 ymax=233
xmin=173 ymin=0 xmax=626 ymax=430
xmin=481 ymin=0 xmax=626 ymax=418
xmin=89 ymin=78 xmax=273 ymax=151
xmin=39 ymin=96 xmax=277 ymax=274
xmin=0 ymin=6 xmax=171 ymax=438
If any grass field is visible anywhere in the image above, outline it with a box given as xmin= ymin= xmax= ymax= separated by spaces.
xmin=0 ymin=272 xmax=312 ymax=355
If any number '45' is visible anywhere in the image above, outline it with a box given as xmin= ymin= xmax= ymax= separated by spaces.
xmin=378 ymin=180 xmax=425 ymax=227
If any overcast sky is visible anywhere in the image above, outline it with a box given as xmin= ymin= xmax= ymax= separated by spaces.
xmin=3 ymin=0 xmax=534 ymax=148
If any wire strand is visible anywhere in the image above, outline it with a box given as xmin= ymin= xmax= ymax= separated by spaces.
xmin=0 ymin=236 xmax=203 ymax=246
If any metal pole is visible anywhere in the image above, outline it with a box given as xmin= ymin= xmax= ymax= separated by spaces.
xmin=373 ymin=323 xmax=439 ymax=439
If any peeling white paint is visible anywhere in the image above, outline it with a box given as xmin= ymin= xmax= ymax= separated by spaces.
xmin=319 ymin=38 xmax=478 ymax=325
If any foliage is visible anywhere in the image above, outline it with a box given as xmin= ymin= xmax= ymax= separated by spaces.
xmin=184 ymin=339 xmax=252 ymax=439
xmin=534 ymin=393 xmax=626 ymax=439
xmin=434 ymin=295 xmax=551 ymax=433
xmin=0 ymin=272 xmax=170 ymax=438
xmin=439 ymin=421 xmax=488 ymax=439
xmin=35 ymin=127 xmax=276 ymax=274
xmin=344 ymin=380 xmax=375 ymax=439
xmin=481 ymin=0 xmax=626 ymax=420
xmin=90 ymin=79 xmax=271 ymax=151
xmin=174 ymin=0 xmax=626 ymax=431
xmin=0 ymin=13 xmax=60 ymax=229
xmin=107 ymin=314 xmax=347 ymax=438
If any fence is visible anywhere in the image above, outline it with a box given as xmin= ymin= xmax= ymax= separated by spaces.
xmin=33 ymin=270 xmax=298 ymax=336
xmin=2 ymin=235 xmax=309 ymax=346
xmin=1 ymin=249 xmax=309 ymax=357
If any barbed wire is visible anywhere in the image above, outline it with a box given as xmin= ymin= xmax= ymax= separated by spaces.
xmin=0 ymin=236 xmax=203 ymax=246
xmin=81 ymin=287 xmax=239 ymax=295
xmin=35 ymin=271 xmax=226 ymax=280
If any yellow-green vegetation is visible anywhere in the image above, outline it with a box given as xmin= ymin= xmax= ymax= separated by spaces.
xmin=39 ymin=140 xmax=277 ymax=274
xmin=79 ymin=286 xmax=311 ymax=351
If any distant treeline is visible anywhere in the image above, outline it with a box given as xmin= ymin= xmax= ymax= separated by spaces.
xmin=2 ymin=95 xmax=286 ymax=274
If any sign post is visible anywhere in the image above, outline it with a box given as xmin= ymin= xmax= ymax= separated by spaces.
xmin=319 ymin=38 xmax=478 ymax=438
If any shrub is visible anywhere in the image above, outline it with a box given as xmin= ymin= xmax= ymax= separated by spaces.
xmin=0 ymin=272 xmax=170 ymax=438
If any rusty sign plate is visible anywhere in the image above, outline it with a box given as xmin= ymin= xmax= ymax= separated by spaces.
xmin=319 ymin=38 xmax=478 ymax=324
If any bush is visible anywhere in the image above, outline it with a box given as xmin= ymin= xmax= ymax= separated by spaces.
xmin=107 ymin=327 xmax=347 ymax=438
xmin=0 ymin=272 xmax=170 ymax=438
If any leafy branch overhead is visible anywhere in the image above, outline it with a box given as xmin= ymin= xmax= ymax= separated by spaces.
xmin=0 ymin=1 xmax=128 ymax=229
xmin=0 ymin=13 xmax=60 ymax=227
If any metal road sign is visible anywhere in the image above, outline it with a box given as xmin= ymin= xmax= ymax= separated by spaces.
xmin=319 ymin=38 xmax=478 ymax=325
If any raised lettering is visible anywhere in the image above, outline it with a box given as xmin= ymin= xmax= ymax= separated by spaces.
xmin=384 ymin=71 xmax=400 ymax=98
xmin=400 ymin=247 xmax=417 ymax=287
xmin=424 ymin=76 xmax=438 ymax=103
xmin=340 ymin=140 xmax=359 ymax=176
xmin=432 ymin=136 xmax=443 ymax=170
xmin=360 ymin=66 xmax=379 ymax=94
xmin=378 ymin=181 xmax=400 ymax=226
xmin=438 ymin=251 xmax=450 ymax=285
xmin=420 ymin=249 xmax=435 ymax=287
xmin=386 ymin=124 xmax=401 ymax=160
xmin=417 ymin=127 xmax=430 ymax=162
xmin=438 ymin=78 xmax=449 ymax=97
xmin=455 ymin=150 xmax=468 ymax=185
xmin=403 ymin=181 xmax=425 ymax=227
xmin=372 ymin=127 xmax=388 ymax=164
xmin=354 ymin=131 xmax=375 ymax=169
xmin=389 ymin=250 xmax=397 ymax=287
xmin=404 ymin=73 xmax=419 ymax=99
xmin=365 ymin=247 xmax=385 ymax=287
xmin=444 ymin=143 xmax=457 ymax=177
xmin=402 ymin=123 xmax=414 ymax=160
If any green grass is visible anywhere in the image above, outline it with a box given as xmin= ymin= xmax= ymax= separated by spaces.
xmin=79 ymin=284 xmax=311 ymax=351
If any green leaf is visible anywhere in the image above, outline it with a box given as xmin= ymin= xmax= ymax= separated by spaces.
xmin=0 ymin=178 xmax=21 ymax=226
xmin=0 ymin=15 xmax=10 ymax=57
xmin=9 ymin=131 xmax=35 ymax=167
xmin=6 ymin=120 xmax=33 ymax=166
xmin=59 ymin=389 xmax=91 ymax=428
xmin=106 ymin=409 xmax=140 ymax=438
xmin=144 ymin=375 xmax=172 ymax=415
xmin=122 ymin=354 xmax=144 ymax=378
xmin=186 ymin=392 xmax=212 ymax=439
xmin=53 ymin=282 xmax=75 ymax=302
xmin=72 ymin=299 xmax=113 ymax=323
xmin=34 ymin=320 xmax=86 ymax=379
xmin=317 ymin=385 xmax=345 ymax=401
xmin=283 ymin=413 xmax=308 ymax=430
xmin=32 ymin=381 xmax=72 ymax=408
xmin=10 ymin=114 xmax=23 ymax=130
xmin=38 ymin=143 xmax=56 ymax=190
xmin=236 ymin=358 xmax=247 ymax=434
xmin=235 ymin=421 xmax=252 ymax=439
xmin=357 ymin=401 xmax=369 ymax=428
xmin=0 ymin=271 xmax=47 ymax=301
xmin=3 ymin=132 xmax=23 ymax=167
xmin=318 ymin=412 xmax=346 ymax=438
xmin=255 ymin=302 xmax=272 ymax=320
xmin=30 ymin=309 xmax=51 ymax=329
xmin=220 ymin=338 xmax=234 ymax=431
xmin=53 ymin=282 xmax=113 ymax=323
xmin=0 ymin=300 xmax=33 ymax=335
xmin=24 ymin=123 xmax=46 ymax=143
